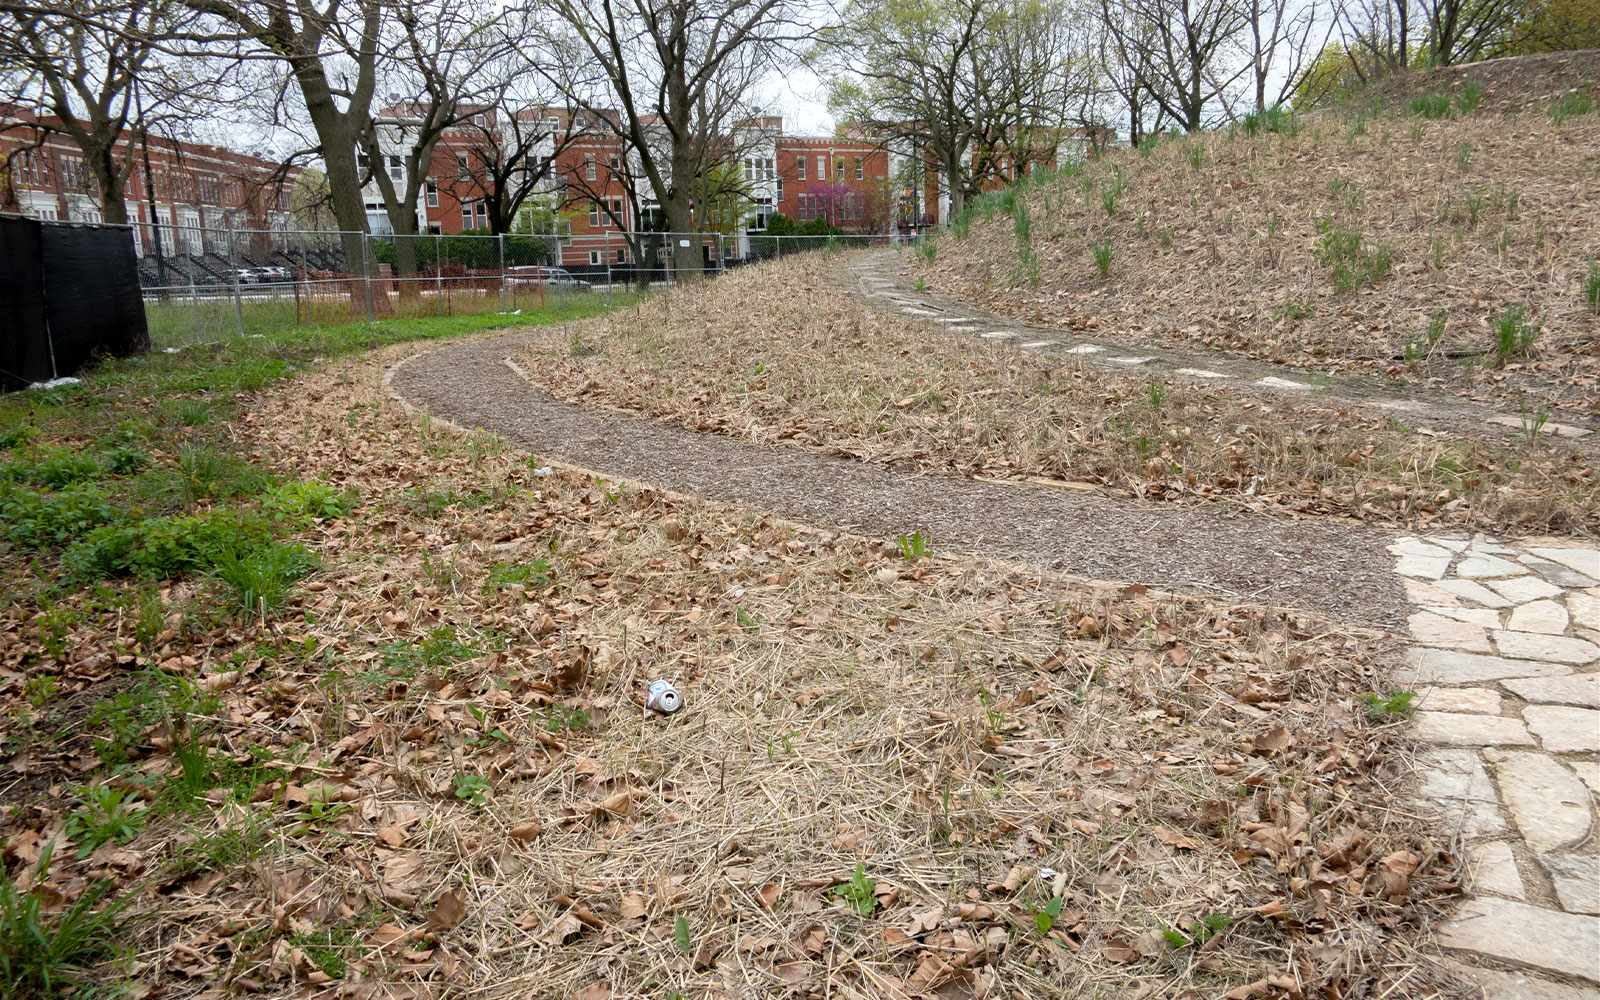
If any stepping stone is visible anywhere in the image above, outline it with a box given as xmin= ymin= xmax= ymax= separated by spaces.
xmin=1406 ymin=578 xmax=1461 ymax=605
xmin=1019 ymin=340 xmax=1061 ymax=349
xmin=980 ymin=331 xmax=1017 ymax=340
xmin=1493 ymin=631 xmax=1600 ymax=665
xmin=1487 ymin=576 xmax=1565 ymax=603
xmin=1416 ymin=686 xmax=1503 ymax=714
xmin=1504 ymin=674 xmax=1600 ymax=709
xmin=1437 ymin=897 xmax=1600 ymax=982
xmin=1570 ymin=593 xmax=1600 ymax=631
xmin=1107 ymin=356 xmax=1156 ymax=365
xmin=1062 ymin=344 xmax=1104 ymax=354
xmin=1442 ymin=959 xmax=1600 ymax=1000
xmin=1398 ymin=648 xmax=1572 ymax=685
xmin=1414 ymin=711 xmax=1532 ymax=746
xmin=1530 ymin=547 xmax=1600 ymax=580
xmin=1256 ymin=376 xmax=1308 ymax=389
xmin=1571 ymin=761 xmax=1600 ymax=799
xmin=1469 ymin=533 xmax=1516 ymax=555
xmin=1391 ymin=536 xmax=1453 ymax=558
xmin=1468 ymin=840 xmax=1526 ymax=900
xmin=932 ymin=316 xmax=973 ymax=324
xmin=1520 ymin=555 xmax=1599 ymax=589
xmin=1436 ymin=578 xmax=1514 ymax=608
xmin=1523 ymin=706 xmax=1600 ymax=753
xmin=901 ymin=307 xmax=938 ymax=316
xmin=1417 ymin=749 xmax=1508 ymax=837
xmin=1422 ymin=605 xmax=1502 ymax=628
xmin=1173 ymin=367 xmax=1227 ymax=378
xmin=1487 ymin=413 xmax=1593 ymax=439
xmin=1507 ymin=601 xmax=1571 ymax=635
xmin=1458 ymin=554 xmax=1530 ymax=579
xmin=1426 ymin=534 xmax=1472 ymax=551
xmin=1540 ymin=854 xmax=1600 ymax=916
xmin=1497 ymin=752 xmax=1594 ymax=853
xmin=1409 ymin=611 xmax=1492 ymax=651
xmin=1396 ymin=554 xmax=1452 ymax=579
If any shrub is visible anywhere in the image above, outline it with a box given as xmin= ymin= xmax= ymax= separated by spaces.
xmin=99 ymin=446 xmax=151 ymax=476
xmin=0 ymin=484 xmax=118 ymax=550
xmin=2 ymin=448 xmax=101 ymax=489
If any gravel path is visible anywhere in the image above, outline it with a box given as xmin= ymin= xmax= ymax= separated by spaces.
xmin=390 ymin=331 xmax=1408 ymax=629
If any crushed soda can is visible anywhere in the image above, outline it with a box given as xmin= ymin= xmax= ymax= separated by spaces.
xmin=646 ymin=679 xmax=684 ymax=714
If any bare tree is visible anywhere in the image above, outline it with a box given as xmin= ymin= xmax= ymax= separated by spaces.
xmin=520 ymin=0 xmax=807 ymax=276
xmin=1237 ymin=0 xmax=1331 ymax=112
xmin=0 ymin=0 xmax=212 ymax=225
xmin=1098 ymin=0 xmax=1250 ymax=131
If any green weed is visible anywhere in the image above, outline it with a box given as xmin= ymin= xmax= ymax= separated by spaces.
xmin=1458 ymin=78 xmax=1484 ymax=113
xmin=1363 ymin=689 xmax=1416 ymax=719
xmin=64 ymin=785 xmax=146 ymax=858
xmin=1035 ymin=895 xmax=1063 ymax=935
xmin=833 ymin=862 xmax=878 ymax=917
xmin=0 ymin=843 xmax=134 ymax=996
xmin=1586 ymin=257 xmax=1599 ymax=314
xmin=1093 ymin=238 xmax=1114 ymax=277
xmin=211 ymin=541 xmax=318 ymax=620
xmin=452 ymin=773 xmax=492 ymax=807
xmin=1548 ymin=92 xmax=1593 ymax=123
xmin=1491 ymin=305 xmax=1540 ymax=365
xmin=895 ymin=530 xmax=929 ymax=560
xmin=1409 ymin=94 xmax=1451 ymax=119
xmin=483 ymin=557 xmax=553 ymax=593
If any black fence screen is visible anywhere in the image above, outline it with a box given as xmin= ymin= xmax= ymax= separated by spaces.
xmin=1 ymin=216 xmax=149 ymax=392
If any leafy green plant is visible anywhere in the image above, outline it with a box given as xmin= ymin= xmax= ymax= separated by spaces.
xmin=735 ymin=606 xmax=761 ymax=634
xmin=452 ymin=773 xmax=492 ymax=807
xmin=172 ymin=399 xmax=211 ymax=427
xmin=211 ymin=541 xmax=318 ymax=619
xmin=915 ymin=237 xmax=936 ymax=263
xmin=1363 ymin=689 xmax=1416 ymax=719
xmin=1035 ymin=895 xmax=1063 ymax=935
xmin=64 ymin=785 xmax=146 ymax=858
xmin=1586 ymin=256 xmax=1599 ymax=314
xmin=0 ymin=425 xmax=36 ymax=451
xmin=1517 ymin=392 xmax=1550 ymax=446
xmin=913 ymin=276 xmax=925 ymax=292
xmin=1163 ymin=912 xmax=1233 ymax=948
xmin=674 ymin=915 xmax=691 ymax=952
xmin=1457 ymin=78 xmax=1484 ymax=113
xmin=99 ymin=446 xmax=150 ymax=476
xmin=1548 ymin=92 xmax=1593 ymax=123
xmin=1147 ymin=378 xmax=1166 ymax=410
xmin=263 ymin=480 xmax=353 ymax=523
xmin=63 ymin=508 xmax=278 ymax=581
xmin=3 ymin=448 xmax=102 ymax=489
xmin=1491 ymin=304 xmax=1539 ymax=365
xmin=1137 ymin=132 xmax=1158 ymax=157
xmin=382 ymin=625 xmax=479 ymax=676
xmin=1093 ymin=237 xmax=1114 ymax=277
xmin=833 ymin=862 xmax=878 ymax=917
xmin=0 ymin=484 xmax=117 ymax=551
xmin=895 ymin=530 xmax=928 ymax=560
xmin=1273 ymin=300 xmax=1313 ymax=320
xmin=545 ymin=704 xmax=592 ymax=732
xmin=1409 ymin=94 xmax=1450 ymax=119
xmin=1313 ymin=218 xmax=1391 ymax=292
xmin=484 ymin=557 xmax=553 ymax=593
xmin=0 ymin=843 xmax=135 ymax=996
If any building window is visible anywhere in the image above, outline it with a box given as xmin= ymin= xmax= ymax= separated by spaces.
xmin=473 ymin=113 xmax=486 ymax=127
xmin=608 ymin=153 xmax=619 ymax=174
xmin=796 ymin=193 xmax=808 ymax=220
xmin=616 ymin=248 xmax=626 ymax=263
xmin=796 ymin=156 xmax=805 ymax=181
xmin=776 ymin=178 xmax=783 ymax=201
xmin=855 ymin=158 xmax=863 ymax=180
xmin=457 ymin=154 xmax=469 ymax=181
xmin=589 ymin=249 xmax=601 ymax=265
xmin=585 ymin=154 xmax=596 ymax=181
xmin=477 ymin=202 xmax=488 ymax=227
xmin=816 ymin=156 xmax=824 ymax=180
xmin=461 ymin=202 xmax=474 ymax=227
xmin=836 ymin=159 xmax=844 ymax=180
xmin=426 ymin=179 xmax=438 ymax=207
xmin=589 ymin=200 xmax=600 ymax=226
xmin=749 ymin=196 xmax=772 ymax=232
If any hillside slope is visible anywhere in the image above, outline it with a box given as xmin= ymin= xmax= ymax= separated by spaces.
xmin=915 ymin=51 xmax=1600 ymax=419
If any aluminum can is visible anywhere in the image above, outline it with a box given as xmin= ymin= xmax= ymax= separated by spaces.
xmin=646 ymin=679 xmax=683 ymax=714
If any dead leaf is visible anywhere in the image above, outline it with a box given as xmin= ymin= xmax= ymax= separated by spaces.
xmin=755 ymin=882 xmax=782 ymax=910
xmin=619 ymin=893 xmax=646 ymax=920
xmin=571 ymin=984 xmax=611 ymax=1000
xmin=508 ymin=821 xmax=542 ymax=842
xmin=426 ymin=890 xmax=470 ymax=934
xmin=376 ymin=826 xmax=406 ymax=848
xmin=1153 ymin=827 xmax=1199 ymax=851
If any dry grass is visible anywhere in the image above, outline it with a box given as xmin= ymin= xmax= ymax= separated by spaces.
xmin=0 ymin=345 xmax=1465 ymax=998
xmin=521 ymin=256 xmax=1598 ymax=535
xmin=918 ymin=57 xmax=1600 ymax=418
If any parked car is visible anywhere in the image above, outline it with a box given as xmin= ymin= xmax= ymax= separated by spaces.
xmin=255 ymin=266 xmax=291 ymax=283
xmin=506 ymin=265 xmax=590 ymax=289
xmin=229 ymin=267 xmax=260 ymax=284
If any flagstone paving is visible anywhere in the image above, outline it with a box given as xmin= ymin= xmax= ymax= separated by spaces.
xmin=1393 ymin=533 xmax=1600 ymax=993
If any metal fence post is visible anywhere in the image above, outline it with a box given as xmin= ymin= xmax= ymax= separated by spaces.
xmin=605 ymin=231 xmax=613 ymax=308
xmin=435 ymin=234 xmax=444 ymax=317
xmin=190 ymin=268 xmax=202 ymax=344
xmin=499 ymin=233 xmax=507 ymax=313
xmin=362 ymin=231 xmax=374 ymax=322
xmin=229 ymin=220 xmax=246 ymax=339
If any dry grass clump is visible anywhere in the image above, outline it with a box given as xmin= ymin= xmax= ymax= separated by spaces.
xmin=521 ymin=257 xmax=1598 ymax=535
xmin=917 ymin=67 xmax=1600 ymax=417
xmin=0 ymin=348 xmax=1460 ymax=998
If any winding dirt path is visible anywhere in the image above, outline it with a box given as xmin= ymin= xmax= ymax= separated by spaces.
xmin=389 ymin=330 xmax=1407 ymax=628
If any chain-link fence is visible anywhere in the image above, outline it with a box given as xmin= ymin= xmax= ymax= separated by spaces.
xmin=126 ymin=223 xmax=903 ymax=348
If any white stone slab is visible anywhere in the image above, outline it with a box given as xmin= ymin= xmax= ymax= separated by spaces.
xmin=1573 ymin=593 xmax=1600 ymax=631
xmin=1469 ymin=840 xmax=1526 ymax=900
xmin=1062 ymin=344 xmax=1103 ymax=354
xmin=1415 ymin=712 xmax=1532 ymax=746
xmin=1529 ymin=547 xmax=1600 ymax=579
xmin=1107 ymin=356 xmax=1155 ymax=364
xmin=1256 ymin=376 xmax=1308 ymax=389
xmin=1410 ymin=611 xmax=1493 ymax=652
xmin=1442 ymin=959 xmax=1600 ymax=1000
xmin=1417 ymin=686 xmax=1503 ymax=714
xmin=1487 ymin=576 xmax=1566 ymax=603
xmin=1523 ymin=706 xmax=1600 ymax=753
xmin=1418 ymin=749 xmax=1508 ymax=837
xmin=1507 ymin=601 xmax=1571 ymax=635
xmin=1422 ymin=605 xmax=1503 ymax=628
xmin=980 ymin=330 xmax=1018 ymax=339
xmin=1437 ymin=897 xmax=1600 ymax=981
xmin=1398 ymin=648 xmax=1572 ymax=685
xmin=1505 ymin=674 xmax=1600 ymax=709
xmin=1570 ymin=761 xmax=1600 ymax=799
xmin=901 ymin=306 xmax=938 ymax=316
xmin=1426 ymin=534 xmax=1472 ymax=552
xmin=1436 ymin=578 xmax=1514 ymax=608
xmin=1173 ymin=367 xmax=1227 ymax=378
xmin=1520 ymin=555 xmax=1600 ymax=589
xmin=1494 ymin=631 xmax=1600 ymax=665
xmin=1405 ymin=579 xmax=1461 ymax=606
xmin=1396 ymin=554 xmax=1453 ymax=579
xmin=1020 ymin=340 xmax=1061 ymax=349
xmin=1540 ymin=853 xmax=1600 ymax=915
xmin=1458 ymin=554 xmax=1531 ymax=579
xmin=1497 ymin=752 xmax=1594 ymax=853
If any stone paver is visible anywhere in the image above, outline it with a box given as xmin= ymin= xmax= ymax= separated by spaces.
xmin=1395 ymin=532 xmax=1600 ymax=988
xmin=1495 ymin=752 xmax=1594 ymax=853
xmin=1504 ymin=673 xmax=1600 ymax=708
xmin=1494 ymin=630 xmax=1600 ymax=665
xmin=1437 ymin=897 xmax=1600 ymax=982
xmin=1522 ymin=706 xmax=1600 ymax=753
xmin=1508 ymin=600 xmax=1572 ymax=634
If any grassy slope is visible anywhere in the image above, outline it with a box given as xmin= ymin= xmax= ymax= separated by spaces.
xmin=916 ymin=51 xmax=1600 ymax=418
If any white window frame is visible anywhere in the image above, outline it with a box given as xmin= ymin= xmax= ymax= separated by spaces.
xmin=855 ymin=158 xmax=864 ymax=180
xmin=589 ymin=249 xmax=601 ymax=265
xmin=426 ymin=179 xmax=438 ymax=207
xmin=796 ymin=156 xmax=805 ymax=181
xmin=457 ymin=154 xmax=470 ymax=181
xmin=585 ymin=154 xmax=596 ymax=181
xmin=589 ymin=201 xmax=600 ymax=226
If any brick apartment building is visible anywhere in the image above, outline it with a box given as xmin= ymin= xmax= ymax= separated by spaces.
xmin=0 ymin=107 xmax=296 ymax=258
